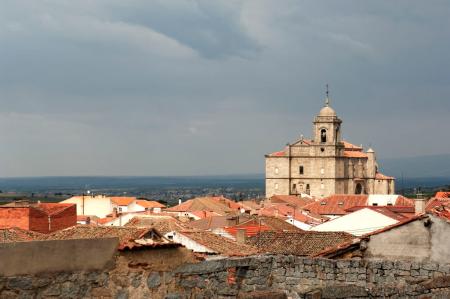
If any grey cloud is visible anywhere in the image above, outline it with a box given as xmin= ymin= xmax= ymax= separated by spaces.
xmin=0 ymin=0 xmax=449 ymax=176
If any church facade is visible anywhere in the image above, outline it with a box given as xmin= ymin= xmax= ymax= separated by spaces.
xmin=265 ymin=98 xmax=395 ymax=198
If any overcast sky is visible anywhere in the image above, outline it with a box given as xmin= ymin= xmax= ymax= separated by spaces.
xmin=0 ymin=0 xmax=449 ymax=177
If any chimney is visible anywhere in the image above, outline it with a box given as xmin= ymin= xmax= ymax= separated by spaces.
xmin=112 ymin=207 xmax=118 ymax=218
xmin=414 ymin=196 xmax=427 ymax=215
xmin=86 ymin=217 xmax=91 ymax=225
xmin=236 ymin=228 xmax=246 ymax=244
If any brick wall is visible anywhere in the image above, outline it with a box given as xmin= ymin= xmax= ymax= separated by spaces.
xmin=29 ymin=208 xmax=50 ymax=234
xmin=0 ymin=207 xmax=30 ymax=230
xmin=47 ymin=205 xmax=77 ymax=233
xmin=28 ymin=205 xmax=77 ymax=234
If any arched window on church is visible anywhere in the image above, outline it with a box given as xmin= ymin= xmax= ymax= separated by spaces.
xmin=320 ymin=129 xmax=327 ymax=143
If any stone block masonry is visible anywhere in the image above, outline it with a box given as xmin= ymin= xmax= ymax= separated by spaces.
xmin=1 ymin=255 xmax=450 ymax=298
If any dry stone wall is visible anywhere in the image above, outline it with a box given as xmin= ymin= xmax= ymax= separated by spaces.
xmin=1 ymin=255 xmax=450 ymax=298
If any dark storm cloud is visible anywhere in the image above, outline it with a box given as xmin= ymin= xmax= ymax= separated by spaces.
xmin=0 ymin=0 xmax=449 ymax=176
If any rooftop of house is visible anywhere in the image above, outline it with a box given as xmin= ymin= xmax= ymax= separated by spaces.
xmin=125 ymin=215 xmax=191 ymax=234
xmin=247 ymin=230 xmax=356 ymax=257
xmin=189 ymin=215 xmax=252 ymax=231
xmin=165 ymin=196 xmax=239 ymax=215
xmin=44 ymin=225 xmax=178 ymax=250
xmin=302 ymin=194 xmax=413 ymax=216
xmin=110 ymin=197 xmax=136 ymax=206
xmin=0 ymin=202 xmax=75 ymax=216
xmin=0 ymin=227 xmax=45 ymax=243
xmin=135 ymin=200 xmax=166 ymax=209
xmin=223 ymin=216 xmax=301 ymax=237
xmin=344 ymin=206 xmax=414 ymax=221
xmin=435 ymin=191 xmax=450 ymax=199
xmin=268 ymin=195 xmax=314 ymax=208
xmin=178 ymin=230 xmax=258 ymax=256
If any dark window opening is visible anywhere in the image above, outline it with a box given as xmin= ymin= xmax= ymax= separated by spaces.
xmin=299 ymin=166 xmax=304 ymax=174
xmin=372 ymin=203 xmax=378 ymax=206
xmin=320 ymin=147 xmax=325 ymax=152
xmin=355 ymin=183 xmax=363 ymax=194
xmin=321 ymin=129 xmax=327 ymax=143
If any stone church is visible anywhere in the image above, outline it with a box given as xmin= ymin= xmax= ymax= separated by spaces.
xmin=265 ymin=96 xmax=395 ymax=198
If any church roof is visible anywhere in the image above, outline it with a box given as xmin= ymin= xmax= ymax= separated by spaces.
xmin=318 ymin=105 xmax=337 ymax=117
xmin=343 ymin=151 xmax=368 ymax=158
xmin=375 ymin=172 xmax=395 ymax=180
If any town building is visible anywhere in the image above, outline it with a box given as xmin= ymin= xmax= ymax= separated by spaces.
xmin=0 ymin=201 xmax=76 ymax=233
xmin=60 ymin=195 xmax=165 ymax=218
xmin=265 ymin=96 xmax=395 ymax=198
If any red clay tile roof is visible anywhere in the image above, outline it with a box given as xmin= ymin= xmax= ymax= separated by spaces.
xmin=302 ymin=195 xmax=369 ymax=215
xmin=268 ymin=150 xmax=286 ymax=157
xmin=110 ymin=197 xmax=136 ymax=206
xmin=345 ymin=206 xmax=413 ymax=221
xmin=342 ymin=141 xmax=363 ymax=150
xmin=165 ymin=196 xmax=238 ymax=215
xmin=125 ymin=216 xmax=191 ymax=234
xmin=44 ymin=225 xmax=177 ymax=250
xmin=343 ymin=151 xmax=368 ymax=158
xmin=0 ymin=202 xmax=75 ymax=216
xmin=189 ymin=215 xmax=251 ymax=230
xmin=136 ymin=200 xmax=166 ymax=209
xmin=375 ymin=172 xmax=395 ymax=180
xmin=269 ymin=195 xmax=314 ymax=208
xmin=248 ymin=231 xmax=355 ymax=256
xmin=435 ymin=191 xmax=450 ymax=199
xmin=0 ymin=227 xmax=44 ymax=243
xmin=179 ymin=231 xmax=258 ymax=256
xmin=426 ymin=197 xmax=450 ymax=211
xmin=33 ymin=203 xmax=75 ymax=215
xmin=224 ymin=224 xmax=272 ymax=237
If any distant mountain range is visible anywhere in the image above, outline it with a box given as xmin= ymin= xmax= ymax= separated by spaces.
xmin=0 ymin=154 xmax=448 ymax=193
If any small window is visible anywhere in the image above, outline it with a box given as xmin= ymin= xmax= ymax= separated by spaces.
xmin=320 ymin=183 xmax=324 ymax=190
xmin=320 ymin=201 xmax=327 ymax=206
xmin=306 ymin=184 xmax=310 ymax=190
xmin=387 ymin=203 xmax=393 ymax=206
xmin=320 ymin=148 xmax=325 ymax=152
xmin=275 ymin=167 xmax=279 ymax=174
xmin=299 ymin=166 xmax=304 ymax=175
xmin=293 ymin=184 xmax=297 ymax=190
xmin=338 ymin=201 xmax=344 ymax=206
xmin=320 ymin=168 xmax=324 ymax=174
xmin=372 ymin=203 xmax=378 ymax=206
xmin=321 ymin=129 xmax=327 ymax=143
xmin=275 ymin=183 xmax=279 ymax=190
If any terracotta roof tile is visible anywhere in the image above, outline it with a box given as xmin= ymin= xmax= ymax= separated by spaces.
xmin=302 ymin=195 xmax=369 ymax=215
xmin=110 ymin=197 xmax=136 ymax=206
xmin=136 ymin=200 xmax=166 ymax=209
xmin=375 ymin=172 xmax=395 ymax=180
xmin=0 ymin=227 xmax=44 ymax=243
xmin=342 ymin=141 xmax=363 ymax=150
xmin=125 ymin=215 xmax=191 ymax=234
xmin=165 ymin=196 xmax=238 ymax=215
xmin=179 ymin=231 xmax=258 ymax=256
xmin=269 ymin=195 xmax=314 ymax=208
xmin=248 ymin=231 xmax=355 ymax=256
xmin=343 ymin=151 xmax=368 ymax=158
xmin=44 ymin=225 xmax=178 ymax=250
xmin=435 ymin=191 xmax=450 ymax=199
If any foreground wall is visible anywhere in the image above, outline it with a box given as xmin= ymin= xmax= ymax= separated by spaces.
xmin=1 ymin=255 xmax=450 ymax=298
xmin=0 ymin=238 xmax=118 ymax=276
